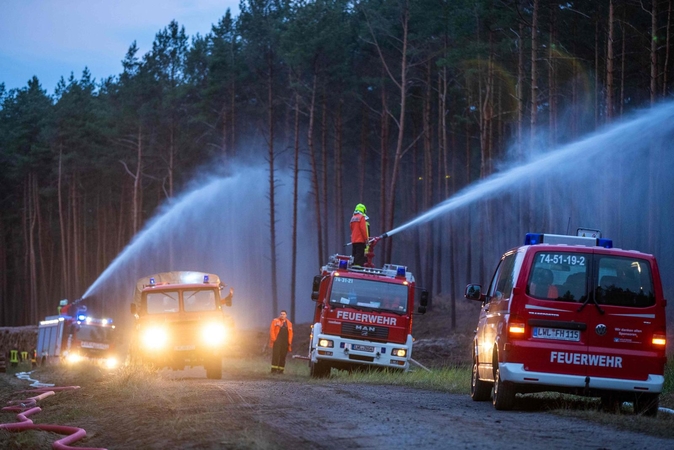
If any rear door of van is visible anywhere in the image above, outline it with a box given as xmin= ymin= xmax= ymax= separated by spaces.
xmin=583 ymin=249 xmax=666 ymax=385
xmin=513 ymin=246 xmax=592 ymax=378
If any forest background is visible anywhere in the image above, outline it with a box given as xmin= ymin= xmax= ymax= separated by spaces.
xmin=1 ymin=0 xmax=673 ymax=328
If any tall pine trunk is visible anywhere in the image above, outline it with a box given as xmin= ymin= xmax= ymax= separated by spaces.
xmin=308 ymin=75 xmax=324 ymax=267
xmin=267 ymin=55 xmax=278 ymax=317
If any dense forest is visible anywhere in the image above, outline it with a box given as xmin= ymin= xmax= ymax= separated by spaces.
xmin=2 ymin=0 xmax=674 ymax=327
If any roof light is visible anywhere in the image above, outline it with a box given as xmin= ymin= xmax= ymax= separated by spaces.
xmin=597 ymin=238 xmax=613 ymax=248
xmin=525 ymin=233 xmax=543 ymax=245
xmin=203 ymin=275 xmax=209 ymax=283
xmin=150 ymin=277 xmax=156 ymax=286
xmin=77 ymin=314 xmax=87 ymax=321
xmin=338 ymin=259 xmax=348 ymax=270
xmin=525 ymin=232 xmax=613 ymax=248
xmin=396 ymin=266 xmax=406 ymax=277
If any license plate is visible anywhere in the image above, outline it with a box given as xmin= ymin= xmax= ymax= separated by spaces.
xmin=352 ymin=344 xmax=374 ymax=352
xmin=174 ymin=345 xmax=195 ymax=351
xmin=532 ymin=327 xmax=580 ymax=342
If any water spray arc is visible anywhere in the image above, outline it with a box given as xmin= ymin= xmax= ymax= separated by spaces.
xmin=380 ymin=103 xmax=674 ymax=241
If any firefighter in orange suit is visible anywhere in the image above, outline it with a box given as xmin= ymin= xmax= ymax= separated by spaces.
xmin=350 ymin=203 xmax=369 ymax=266
xmin=269 ymin=310 xmax=293 ymax=374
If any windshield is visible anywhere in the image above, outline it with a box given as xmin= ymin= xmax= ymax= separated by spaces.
xmin=329 ymin=276 xmax=408 ymax=313
xmin=146 ymin=291 xmax=180 ymax=313
xmin=183 ymin=289 xmax=217 ymax=312
xmin=77 ymin=324 xmax=114 ymax=342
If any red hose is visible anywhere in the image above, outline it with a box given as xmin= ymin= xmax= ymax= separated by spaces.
xmin=1 ymin=386 xmax=107 ymax=450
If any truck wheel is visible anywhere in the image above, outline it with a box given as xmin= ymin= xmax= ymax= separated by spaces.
xmin=634 ymin=393 xmax=659 ymax=417
xmin=492 ymin=367 xmax=515 ymax=410
xmin=206 ymin=358 xmax=223 ymax=379
xmin=471 ymin=360 xmax=492 ymax=402
xmin=310 ymin=360 xmax=330 ymax=378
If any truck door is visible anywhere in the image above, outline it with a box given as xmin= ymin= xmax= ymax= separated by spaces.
xmin=584 ymin=253 xmax=663 ymax=383
xmin=479 ymin=251 xmax=518 ymax=376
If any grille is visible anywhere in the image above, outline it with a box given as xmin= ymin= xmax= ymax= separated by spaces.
xmin=349 ymin=354 xmax=375 ymax=362
xmin=341 ymin=322 xmax=389 ymax=340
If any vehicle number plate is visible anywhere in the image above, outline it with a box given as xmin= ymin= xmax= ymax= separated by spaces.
xmin=174 ymin=345 xmax=195 ymax=351
xmin=532 ymin=327 xmax=580 ymax=342
xmin=352 ymin=344 xmax=374 ymax=352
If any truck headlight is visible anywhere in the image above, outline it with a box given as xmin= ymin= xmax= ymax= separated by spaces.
xmin=318 ymin=339 xmax=334 ymax=348
xmin=392 ymin=348 xmax=406 ymax=357
xmin=202 ymin=323 xmax=227 ymax=346
xmin=66 ymin=352 xmax=83 ymax=364
xmin=142 ymin=327 xmax=168 ymax=349
xmin=105 ymin=356 xmax=118 ymax=369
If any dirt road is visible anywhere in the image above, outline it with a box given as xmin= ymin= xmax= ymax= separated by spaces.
xmin=99 ymin=367 xmax=672 ymax=450
xmin=3 ymin=362 xmax=674 ymax=449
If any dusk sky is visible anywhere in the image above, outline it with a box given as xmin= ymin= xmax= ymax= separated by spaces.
xmin=1 ymin=0 xmax=240 ymax=94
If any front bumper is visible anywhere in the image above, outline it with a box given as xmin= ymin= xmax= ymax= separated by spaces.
xmin=311 ymin=326 xmax=412 ymax=370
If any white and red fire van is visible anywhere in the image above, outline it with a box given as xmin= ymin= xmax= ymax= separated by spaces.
xmin=465 ymin=230 xmax=667 ymax=415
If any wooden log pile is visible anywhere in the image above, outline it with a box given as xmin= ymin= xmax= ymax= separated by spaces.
xmin=0 ymin=326 xmax=38 ymax=361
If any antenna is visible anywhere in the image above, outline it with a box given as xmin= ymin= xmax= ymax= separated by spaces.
xmin=566 ymin=216 xmax=571 ymax=235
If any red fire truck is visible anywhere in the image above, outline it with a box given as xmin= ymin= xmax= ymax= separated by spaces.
xmin=308 ymin=237 xmax=428 ymax=377
xmin=37 ymin=301 xmax=118 ymax=369
xmin=465 ymin=230 xmax=667 ymax=415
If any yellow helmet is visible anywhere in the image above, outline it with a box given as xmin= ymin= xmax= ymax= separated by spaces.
xmin=355 ymin=203 xmax=367 ymax=214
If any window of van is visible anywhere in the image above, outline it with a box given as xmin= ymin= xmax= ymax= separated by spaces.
xmin=527 ymin=252 xmax=590 ymax=302
xmin=595 ymin=256 xmax=655 ymax=307
xmin=488 ymin=252 xmax=518 ymax=301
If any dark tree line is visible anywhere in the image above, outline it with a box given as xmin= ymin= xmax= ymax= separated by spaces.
xmin=2 ymin=0 xmax=673 ymax=326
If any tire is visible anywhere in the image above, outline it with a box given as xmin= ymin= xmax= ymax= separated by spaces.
xmin=471 ymin=361 xmax=492 ymax=402
xmin=634 ymin=393 xmax=659 ymax=417
xmin=492 ymin=366 xmax=515 ymax=410
xmin=310 ymin=360 xmax=330 ymax=378
xmin=206 ymin=358 xmax=223 ymax=379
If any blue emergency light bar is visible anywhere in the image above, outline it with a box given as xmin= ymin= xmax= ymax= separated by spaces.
xmin=77 ymin=314 xmax=87 ymax=321
xmin=150 ymin=277 xmax=156 ymax=286
xmin=339 ymin=259 xmax=348 ymax=269
xmin=525 ymin=233 xmax=613 ymax=248
xmin=203 ymin=275 xmax=209 ymax=283
xmin=396 ymin=266 xmax=406 ymax=277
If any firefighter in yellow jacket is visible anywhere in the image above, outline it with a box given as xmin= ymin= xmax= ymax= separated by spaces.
xmin=269 ymin=310 xmax=293 ymax=374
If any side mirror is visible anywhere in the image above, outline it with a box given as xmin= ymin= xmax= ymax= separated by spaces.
xmin=417 ymin=289 xmax=428 ymax=314
xmin=311 ymin=275 xmax=321 ymax=301
xmin=130 ymin=303 xmax=136 ymax=315
xmin=419 ymin=290 xmax=429 ymax=306
xmin=221 ymin=287 xmax=234 ymax=307
xmin=464 ymin=284 xmax=484 ymax=301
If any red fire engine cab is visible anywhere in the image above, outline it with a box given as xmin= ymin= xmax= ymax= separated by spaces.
xmin=465 ymin=230 xmax=667 ymax=415
xmin=308 ymin=238 xmax=428 ymax=377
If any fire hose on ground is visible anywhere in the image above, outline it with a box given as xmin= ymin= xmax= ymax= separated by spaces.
xmin=0 ymin=371 xmax=107 ymax=450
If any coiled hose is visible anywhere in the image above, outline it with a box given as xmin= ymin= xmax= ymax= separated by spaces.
xmin=1 ymin=371 xmax=107 ymax=450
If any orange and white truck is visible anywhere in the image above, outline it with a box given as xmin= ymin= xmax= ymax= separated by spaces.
xmin=129 ymin=271 xmax=234 ymax=379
